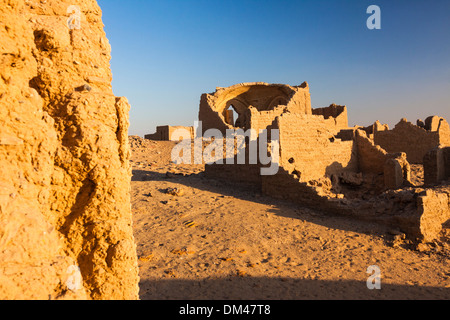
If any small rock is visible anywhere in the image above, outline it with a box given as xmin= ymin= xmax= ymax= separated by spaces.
xmin=75 ymin=84 xmax=92 ymax=92
xmin=219 ymin=257 xmax=234 ymax=262
xmin=339 ymin=172 xmax=363 ymax=187
xmin=138 ymin=253 xmax=153 ymax=262
xmin=236 ymin=270 xmax=247 ymax=277
xmin=165 ymin=187 xmax=185 ymax=197
xmin=393 ymin=233 xmax=406 ymax=242
xmin=416 ymin=243 xmax=429 ymax=252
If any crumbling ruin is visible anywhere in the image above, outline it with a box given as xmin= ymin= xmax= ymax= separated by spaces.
xmin=0 ymin=0 xmax=139 ymax=299
xmin=145 ymin=125 xmax=194 ymax=141
xmin=371 ymin=116 xmax=450 ymax=164
xmin=200 ymin=82 xmax=450 ymax=243
xmin=199 ymin=82 xmax=315 ymax=134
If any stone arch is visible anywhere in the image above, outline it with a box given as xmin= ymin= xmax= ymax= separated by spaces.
xmin=223 ymin=98 xmax=249 ymax=128
xmin=199 ymin=82 xmax=311 ymax=135
xmin=266 ymin=95 xmax=289 ymax=110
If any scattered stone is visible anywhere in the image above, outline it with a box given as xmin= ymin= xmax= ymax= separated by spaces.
xmin=416 ymin=243 xmax=430 ymax=252
xmin=164 ymin=269 xmax=176 ymax=277
xmin=75 ymin=84 xmax=92 ymax=92
xmin=388 ymin=229 xmax=406 ymax=239
xmin=165 ymin=187 xmax=185 ymax=197
xmin=236 ymin=270 xmax=247 ymax=277
xmin=339 ymin=172 xmax=363 ymax=187
xmin=219 ymin=257 xmax=234 ymax=262
xmin=138 ymin=253 xmax=153 ymax=262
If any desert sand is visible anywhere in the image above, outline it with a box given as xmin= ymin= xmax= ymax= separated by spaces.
xmin=130 ymin=136 xmax=450 ymax=300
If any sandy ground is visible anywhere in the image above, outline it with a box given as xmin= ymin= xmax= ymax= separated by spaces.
xmin=130 ymin=137 xmax=450 ymax=300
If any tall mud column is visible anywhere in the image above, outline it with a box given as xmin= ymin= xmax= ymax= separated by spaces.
xmin=0 ymin=0 xmax=139 ymax=300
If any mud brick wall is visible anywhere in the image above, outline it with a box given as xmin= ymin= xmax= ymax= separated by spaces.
xmin=284 ymin=83 xmax=312 ymax=115
xmin=205 ymin=163 xmax=263 ymax=186
xmin=438 ymin=120 xmax=450 ymax=146
xmin=145 ymin=126 xmax=169 ymax=140
xmin=374 ymin=119 xmax=441 ymax=164
xmin=245 ymin=106 xmax=285 ymax=133
xmin=445 ymin=148 xmax=450 ymax=178
xmin=146 ymin=126 xmax=194 ymax=141
xmin=275 ymin=113 xmax=358 ymax=182
xmin=199 ymin=82 xmax=312 ymax=135
xmin=312 ymin=104 xmax=349 ymax=131
xmin=198 ymin=92 xmax=233 ymax=135
xmin=356 ymin=130 xmax=389 ymax=174
xmin=424 ymin=146 xmax=450 ymax=185
xmin=261 ymin=170 xmax=325 ymax=205
xmin=204 ymin=136 xmax=266 ymax=185
xmin=415 ymin=189 xmax=450 ymax=242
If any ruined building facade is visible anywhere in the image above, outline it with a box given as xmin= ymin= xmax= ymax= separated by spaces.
xmin=198 ymin=82 xmax=450 ymax=243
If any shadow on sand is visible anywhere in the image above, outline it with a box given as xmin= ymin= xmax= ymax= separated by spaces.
xmin=133 ymin=169 xmax=450 ymax=300
xmin=139 ymin=276 xmax=449 ymax=300
xmin=132 ymin=169 xmax=391 ymax=238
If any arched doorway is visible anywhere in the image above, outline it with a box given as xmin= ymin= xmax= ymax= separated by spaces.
xmin=224 ymin=105 xmax=239 ymax=127
xmin=223 ymin=100 xmax=247 ymax=128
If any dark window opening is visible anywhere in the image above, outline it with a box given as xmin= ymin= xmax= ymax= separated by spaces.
xmin=225 ymin=105 xmax=244 ymax=128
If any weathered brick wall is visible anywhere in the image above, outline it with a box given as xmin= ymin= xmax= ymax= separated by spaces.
xmin=199 ymin=82 xmax=312 ymax=135
xmin=438 ymin=119 xmax=450 ymax=146
xmin=145 ymin=126 xmax=194 ymax=141
xmin=245 ymin=106 xmax=285 ymax=133
xmin=312 ymin=104 xmax=348 ymax=131
xmin=261 ymin=170 xmax=325 ymax=206
xmin=445 ymin=148 xmax=450 ymax=178
xmin=205 ymin=163 xmax=262 ymax=186
xmin=284 ymin=82 xmax=312 ymax=115
xmin=198 ymin=93 xmax=233 ymax=135
xmin=356 ymin=130 xmax=388 ymax=174
xmin=424 ymin=146 xmax=450 ymax=185
xmin=145 ymin=126 xmax=168 ymax=140
xmin=275 ymin=113 xmax=358 ymax=182
xmin=374 ymin=119 xmax=440 ymax=164
xmin=416 ymin=188 xmax=450 ymax=242
xmin=204 ymin=135 xmax=273 ymax=185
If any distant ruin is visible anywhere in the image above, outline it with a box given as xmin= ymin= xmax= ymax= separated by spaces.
xmin=145 ymin=125 xmax=194 ymax=141
xmin=190 ymin=82 xmax=450 ymax=243
xmin=371 ymin=116 xmax=450 ymax=164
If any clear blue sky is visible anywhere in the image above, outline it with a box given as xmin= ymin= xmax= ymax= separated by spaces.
xmin=98 ymin=0 xmax=450 ymax=137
